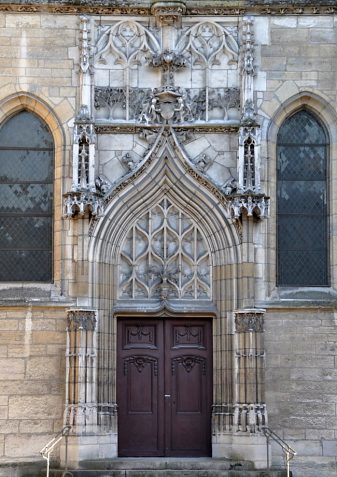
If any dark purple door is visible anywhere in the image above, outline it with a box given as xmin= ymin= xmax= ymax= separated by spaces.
xmin=117 ymin=318 xmax=212 ymax=457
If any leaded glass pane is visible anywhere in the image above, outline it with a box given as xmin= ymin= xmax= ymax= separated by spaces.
xmin=0 ymin=184 xmax=53 ymax=214
xmin=277 ymin=110 xmax=327 ymax=145
xmin=0 ymin=150 xmax=53 ymax=182
xmin=0 ymin=111 xmax=53 ymax=149
xmin=0 ymin=111 xmax=53 ymax=282
xmin=0 ymin=251 xmax=52 ymax=282
xmin=0 ymin=217 xmax=52 ymax=249
xmin=278 ymin=145 xmax=326 ymax=181
xmin=278 ymin=181 xmax=326 ymax=214
xmin=277 ymin=110 xmax=328 ymax=286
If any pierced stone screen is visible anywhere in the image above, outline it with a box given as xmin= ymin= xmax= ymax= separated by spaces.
xmin=277 ymin=110 xmax=328 ymax=286
xmin=119 ymin=197 xmax=211 ymax=300
xmin=0 ymin=111 xmax=54 ymax=281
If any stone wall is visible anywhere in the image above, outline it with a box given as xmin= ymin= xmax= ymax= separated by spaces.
xmin=265 ymin=309 xmax=337 ymax=477
xmin=0 ymin=305 xmax=68 ymax=461
xmin=0 ymin=11 xmax=76 ymax=464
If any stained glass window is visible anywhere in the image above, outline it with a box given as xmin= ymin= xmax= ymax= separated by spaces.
xmin=277 ymin=110 xmax=328 ymax=286
xmin=0 ymin=111 xmax=54 ymax=281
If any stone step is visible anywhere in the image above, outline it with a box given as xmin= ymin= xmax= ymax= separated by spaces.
xmin=44 ymin=470 xmax=291 ymax=477
xmin=42 ymin=459 xmax=292 ymax=477
xmin=80 ymin=458 xmax=254 ymax=471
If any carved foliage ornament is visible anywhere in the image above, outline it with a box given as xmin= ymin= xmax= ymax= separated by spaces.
xmin=235 ymin=312 xmax=264 ymax=333
xmin=67 ymin=310 xmax=97 ymax=332
xmin=171 ymin=356 xmax=206 ymax=375
xmin=124 ymin=356 xmax=158 ymax=376
xmin=94 ymin=86 xmax=240 ymax=123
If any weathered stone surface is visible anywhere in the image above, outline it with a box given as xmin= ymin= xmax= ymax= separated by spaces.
xmin=8 ymin=395 xmax=63 ymax=420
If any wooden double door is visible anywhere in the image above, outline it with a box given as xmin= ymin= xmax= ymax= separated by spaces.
xmin=117 ymin=318 xmax=212 ymax=457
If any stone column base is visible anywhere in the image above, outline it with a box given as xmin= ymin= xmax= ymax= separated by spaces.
xmin=212 ymin=432 xmax=269 ymax=469
xmin=60 ymin=432 xmax=117 ymax=467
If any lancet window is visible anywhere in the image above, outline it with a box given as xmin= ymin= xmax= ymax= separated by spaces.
xmin=277 ymin=109 xmax=328 ymax=286
xmin=0 ymin=111 xmax=54 ymax=281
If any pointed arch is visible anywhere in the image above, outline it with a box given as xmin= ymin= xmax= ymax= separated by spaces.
xmin=0 ymin=93 xmax=65 ymax=286
xmin=267 ymin=92 xmax=337 ymax=292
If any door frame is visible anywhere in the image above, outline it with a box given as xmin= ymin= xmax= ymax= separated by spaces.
xmin=115 ymin=312 xmax=215 ymax=457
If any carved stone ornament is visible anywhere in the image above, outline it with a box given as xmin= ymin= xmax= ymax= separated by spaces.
xmin=151 ymin=1 xmax=186 ymax=25
xmin=94 ymin=86 xmax=240 ymax=124
xmin=241 ymin=99 xmax=257 ymax=126
xmin=212 ymin=402 xmax=267 ymax=434
xmin=119 ymin=197 xmax=211 ymax=301
xmin=228 ymin=194 xmax=269 ymax=220
xmin=240 ymin=18 xmax=257 ymax=127
xmin=232 ymin=403 xmax=267 ymax=433
xmin=235 ymin=311 xmax=264 ymax=333
xmin=0 ymin=3 xmax=336 ymax=16
xmin=139 ymin=86 xmax=192 ymax=124
xmin=67 ymin=309 xmax=97 ymax=332
xmin=63 ymin=190 xmax=104 ymax=219
xmin=148 ymin=49 xmax=187 ymax=86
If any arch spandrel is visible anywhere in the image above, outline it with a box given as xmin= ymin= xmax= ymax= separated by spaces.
xmin=89 ymin=129 xmax=241 ymax=274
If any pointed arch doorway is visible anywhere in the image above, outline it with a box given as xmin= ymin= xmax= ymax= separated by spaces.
xmin=115 ymin=197 xmax=214 ymax=456
xmin=117 ymin=316 xmax=213 ymax=457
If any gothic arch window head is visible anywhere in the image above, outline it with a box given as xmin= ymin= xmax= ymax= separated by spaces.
xmin=277 ymin=109 xmax=328 ymax=287
xmin=0 ymin=110 xmax=54 ymax=281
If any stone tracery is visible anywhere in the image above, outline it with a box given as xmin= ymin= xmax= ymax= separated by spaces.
xmin=119 ymin=197 xmax=212 ymax=301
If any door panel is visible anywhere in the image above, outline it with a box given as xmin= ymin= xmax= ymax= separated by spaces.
xmin=117 ymin=318 xmax=212 ymax=457
xmin=166 ymin=320 xmax=212 ymax=456
xmin=117 ymin=320 xmax=164 ymax=456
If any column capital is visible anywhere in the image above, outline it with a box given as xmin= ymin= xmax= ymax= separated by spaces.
xmin=234 ymin=309 xmax=265 ymax=333
xmin=67 ymin=309 xmax=97 ymax=331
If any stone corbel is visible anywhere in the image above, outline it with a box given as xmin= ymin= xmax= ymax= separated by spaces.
xmin=227 ymin=193 xmax=270 ymax=221
xmin=151 ymin=1 xmax=186 ymax=26
xmin=64 ymin=309 xmax=98 ymax=433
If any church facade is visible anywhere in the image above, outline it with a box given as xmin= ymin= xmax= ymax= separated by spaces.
xmin=0 ymin=1 xmax=337 ymax=476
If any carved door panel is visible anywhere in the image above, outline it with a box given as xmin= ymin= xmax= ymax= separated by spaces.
xmin=165 ymin=320 xmax=212 ymax=457
xmin=117 ymin=319 xmax=164 ymax=456
xmin=117 ymin=318 xmax=212 ymax=457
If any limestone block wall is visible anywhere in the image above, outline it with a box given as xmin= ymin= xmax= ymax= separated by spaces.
xmin=257 ymin=14 xmax=337 ymax=477
xmin=0 ymin=11 xmax=77 ymax=464
xmin=265 ymin=309 xmax=337 ymax=477
xmin=0 ymin=305 xmax=67 ymax=461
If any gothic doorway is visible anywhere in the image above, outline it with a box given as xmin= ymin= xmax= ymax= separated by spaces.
xmin=117 ymin=317 xmax=212 ymax=457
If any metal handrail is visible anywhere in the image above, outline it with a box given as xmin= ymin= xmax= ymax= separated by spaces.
xmin=263 ymin=426 xmax=296 ymax=477
xmin=40 ymin=425 xmax=73 ymax=477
